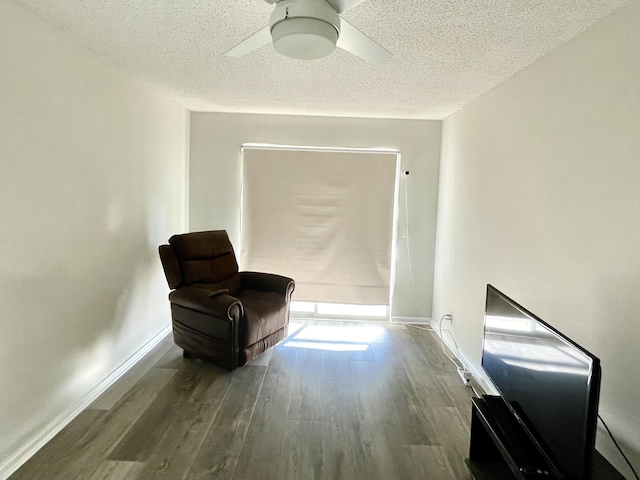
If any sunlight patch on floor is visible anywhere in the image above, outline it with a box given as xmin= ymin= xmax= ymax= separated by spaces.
xmin=283 ymin=322 xmax=385 ymax=352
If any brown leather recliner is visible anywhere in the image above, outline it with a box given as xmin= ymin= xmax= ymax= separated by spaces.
xmin=158 ymin=230 xmax=295 ymax=371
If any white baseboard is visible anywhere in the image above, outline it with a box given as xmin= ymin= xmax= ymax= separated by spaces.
xmin=0 ymin=324 xmax=172 ymax=480
xmin=390 ymin=316 xmax=432 ymax=324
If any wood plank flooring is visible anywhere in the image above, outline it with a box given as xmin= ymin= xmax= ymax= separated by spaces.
xmin=10 ymin=320 xmax=475 ymax=480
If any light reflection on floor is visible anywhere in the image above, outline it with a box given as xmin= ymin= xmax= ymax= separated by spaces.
xmin=282 ymin=321 xmax=385 ymax=352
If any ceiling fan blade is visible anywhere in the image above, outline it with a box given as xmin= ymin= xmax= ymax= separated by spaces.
xmin=224 ymin=25 xmax=271 ymax=57
xmin=326 ymin=0 xmax=367 ymax=14
xmin=337 ymin=19 xmax=392 ymax=64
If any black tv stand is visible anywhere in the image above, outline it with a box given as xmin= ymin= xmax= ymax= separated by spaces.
xmin=466 ymin=395 xmax=625 ymax=480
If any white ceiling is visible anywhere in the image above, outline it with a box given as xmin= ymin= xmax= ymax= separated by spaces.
xmin=13 ymin=0 xmax=628 ymax=119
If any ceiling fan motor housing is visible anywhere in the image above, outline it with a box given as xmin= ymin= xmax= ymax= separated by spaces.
xmin=269 ymin=0 xmax=341 ymax=60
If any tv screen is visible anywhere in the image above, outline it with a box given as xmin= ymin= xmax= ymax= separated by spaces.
xmin=481 ymin=285 xmax=601 ymax=480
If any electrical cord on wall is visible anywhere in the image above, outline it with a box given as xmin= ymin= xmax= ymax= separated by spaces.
xmin=598 ymin=415 xmax=639 ymax=479
xmin=401 ymin=170 xmax=472 ymax=386
xmin=402 ymin=169 xmax=429 ymax=319
xmin=406 ymin=235 xmax=429 ymax=318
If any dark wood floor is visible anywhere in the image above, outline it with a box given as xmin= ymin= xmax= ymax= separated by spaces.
xmin=10 ymin=320 xmax=475 ymax=480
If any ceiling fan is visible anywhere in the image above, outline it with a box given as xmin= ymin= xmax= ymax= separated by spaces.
xmin=224 ymin=0 xmax=392 ymax=64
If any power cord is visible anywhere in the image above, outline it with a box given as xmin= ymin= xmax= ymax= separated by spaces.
xmin=402 ymin=171 xmax=470 ymax=384
xmin=405 ymin=235 xmax=429 ymax=317
xmin=598 ymin=415 xmax=639 ymax=479
xmin=403 ymin=170 xmax=429 ymax=319
xmin=407 ymin=314 xmax=463 ymax=370
xmin=408 ymin=314 xmax=475 ymax=391
xmin=469 ymin=380 xmax=482 ymax=399
xmin=438 ymin=313 xmax=463 ymax=370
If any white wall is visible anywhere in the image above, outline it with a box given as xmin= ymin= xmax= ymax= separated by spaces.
xmin=434 ymin=1 xmax=640 ymax=477
xmin=189 ymin=113 xmax=441 ymax=318
xmin=0 ymin=2 xmax=188 ymax=476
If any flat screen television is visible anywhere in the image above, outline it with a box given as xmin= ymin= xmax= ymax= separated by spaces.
xmin=481 ymin=285 xmax=601 ymax=480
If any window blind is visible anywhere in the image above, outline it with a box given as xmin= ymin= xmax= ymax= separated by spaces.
xmin=241 ymin=146 xmax=398 ymax=305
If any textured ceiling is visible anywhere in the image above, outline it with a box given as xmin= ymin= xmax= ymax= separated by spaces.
xmin=12 ymin=0 xmax=628 ymax=119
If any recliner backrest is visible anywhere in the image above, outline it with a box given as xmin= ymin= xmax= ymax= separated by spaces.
xmin=162 ymin=230 xmax=241 ymax=294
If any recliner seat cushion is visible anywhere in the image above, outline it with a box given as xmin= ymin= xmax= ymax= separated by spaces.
xmin=237 ymin=289 xmax=288 ymax=348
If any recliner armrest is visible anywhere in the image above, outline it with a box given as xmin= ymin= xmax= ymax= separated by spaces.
xmin=240 ymin=272 xmax=295 ymax=297
xmin=169 ymin=286 xmax=243 ymax=320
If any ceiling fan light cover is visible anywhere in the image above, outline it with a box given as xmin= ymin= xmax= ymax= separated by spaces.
xmin=272 ymin=18 xmax=338 ymax=60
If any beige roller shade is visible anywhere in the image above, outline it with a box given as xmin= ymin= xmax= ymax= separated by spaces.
xmin=241 ymin=146 xmax=398 ymax=305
